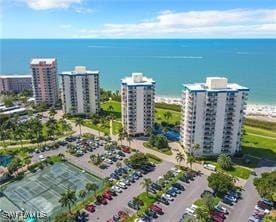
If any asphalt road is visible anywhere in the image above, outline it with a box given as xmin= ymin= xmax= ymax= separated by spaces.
xmin=225 ymin=159 xmax=276 ymax=222
xmin=89 ymin=161 xmax=174 ymax=222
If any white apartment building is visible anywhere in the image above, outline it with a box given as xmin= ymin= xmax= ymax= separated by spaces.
xmin=31 ymin=58 xmax=58 ymax=105
xmin=181 ymin=77 xmax=249 ymax=156
xmin=59 ymin=66 xmax=100 ymax=115
xmin=121 ymin=73 xmax=155 ymax=136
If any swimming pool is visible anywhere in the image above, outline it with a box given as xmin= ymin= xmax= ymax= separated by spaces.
xmin=0 ymin=155 xmax=13 ymax=167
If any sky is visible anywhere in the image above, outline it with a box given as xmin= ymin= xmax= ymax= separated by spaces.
xmin=0 ymin=0 xmax=276 ymax=38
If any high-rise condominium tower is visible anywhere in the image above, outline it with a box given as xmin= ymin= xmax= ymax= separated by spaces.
xmin=59 ymin=66 xmax=100 ymax=115
xmin=121 ymin=73 xmax=155 ymax=136
xmin=30 ymin=58 xmax=58 ymax=105
xmin=181 ymin=77 xmax=249 ymax=156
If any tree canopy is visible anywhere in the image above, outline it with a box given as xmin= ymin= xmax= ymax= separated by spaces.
xmin=254 ymin=171 xmax=276 ymax=202
xmin=207 ymin=172 xmax=235 ymax=195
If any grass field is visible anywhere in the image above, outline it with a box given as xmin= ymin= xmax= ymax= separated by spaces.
xmin=242 ymin=126 xmax=276 ymax=161
xmin=82 ymin=119 xmax=110 ymax=135
xmin=205 ymin=160 xmax=251 ymax=180
xmin=143 ymin=142 xmax=172 ymax=155
xmin=112 ymin=120 xmax=122 ymax=135
xmin=101 ymin=100 xmax=121 ymax=119
xmin=155 ymin=108 xmax=181 ymax=125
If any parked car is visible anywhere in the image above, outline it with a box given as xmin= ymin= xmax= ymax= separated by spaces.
xmin=170 ymin=186 xmax=181 ymax=194
xmin=180 ymin=175 xmax=190 ymax=183
xmin=227 ymin=191 xmax=242 ymax=200
xmin=111 ymin=185 xmax=122 ymax=193
xmin=118 ymin=210 xmax=128 ymax=218
xmin=150 ymin=204 xmax=163 ymax=215
xmin=212 ymin=210 xmax=225 ymax=219
xmin=248 ymin=216 xmax=262 ymax=222
xmin=96 ymin=196 xmax=108 ymax=205
xmin=107 ymin=189 xmax=117 ymax=196
xmin=257 ymin=200 xmax=272 ymax=211
xmin=102 ymin=191 xmax=113 ymax=200
xmin=224 ymin=194 xmax=237 ymax=203
xmin=166 ymin=189 xmax=177 ymax=197
xmin=222 ymin=197 xmax=233 ymax=205
xmin=157 ymin=196 xmax=169 ymax=205
xmin=117 ymin=182 xmax=127 ymax=189
xmin=172 ymin=183 xmax=185 ymax=191
xmin=211 ymin=214 xmax=224 ymax=222
xmin=85 ymin=204 xmax=95 ymax=213
xmin=254 ymin=205 xmax=270 ymax=214
xmin=151 ymin=182 xmax=162 ymax=191
xmin=148 ymin=187 xmax=157 ymax=194
xmin=162 ymin=193 xmax=173 ymax=201
xmin=128 ymin=201 xmax=140 ymax=210
xmin=215 ymin=205 xmax=228 ymax=214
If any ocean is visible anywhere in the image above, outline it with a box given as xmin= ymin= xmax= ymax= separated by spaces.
xmin=0 ymin=39 xmax=275 ymax=105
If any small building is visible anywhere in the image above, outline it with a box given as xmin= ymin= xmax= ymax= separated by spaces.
xmin=0 ymin=75 xmax=32 ymax=93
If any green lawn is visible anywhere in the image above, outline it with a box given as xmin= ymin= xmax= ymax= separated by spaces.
xmin=244 ymin=126 xmax=276 ymax=138
xmin=82 ymin=119 xmax=110 ymax=135
xmin=242 ymin=134 xmax=276 ymax=161
xmin=101 ymin=100 xmax=121 ymax=119
xmin=145 ymin=153 xmax=162 ymax=164
xmin=112 ymin=120 xmax=122 ymax=135
xmin=205 ymin=160 xmax=251 ymax=180
xmin=155 ymin=108 xmax=181 ymax=125
xmin=143 ymin=142 xmax=172 ymax=155
xmin=194 ymin=196 xmax=221 ymax=207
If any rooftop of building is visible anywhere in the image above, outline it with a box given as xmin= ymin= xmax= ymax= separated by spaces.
xmin=31 ymin=58 xmax=56 ymax=65
xmin=121 ymin=73 xmax=155 ymax=86
xmin=60 ymin=66 xmax=99 ymax=75
xmin=183 ymin=77 xmax=249 ymax=92
xmin=0 ymin=75 xmax=32 ymax=79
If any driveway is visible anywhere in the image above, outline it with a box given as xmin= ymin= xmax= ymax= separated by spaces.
xmin=225 ymin=159 xmax=276 ymax=222
xmin=88 ymin=161 xmax=174 ymax=222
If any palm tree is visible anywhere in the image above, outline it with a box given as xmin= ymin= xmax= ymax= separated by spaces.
xmin=126 ymin=135 xmax=133 ymax=148
xmin=217 ymin=153 xmax=233 ymax=170
xmin=59 ymin=187 xmax=77 ymax=214
xmin=195 ymin=207 xmax=209 ymax=222
xmin=118 ymin=129 xmax=125 ymax=146
xmin=75 ymin=118 xmax=84 ymax=137
xmin=133 ymin=196 xmax=144 ymax=209
xmin=175 ymin=152 xmax=185 ymax=166
xmin=49 ymin=107 xmax=57 ymax=118
xmin=85 ymin=183 xmax=99 ymax=198
xmin=14 ymin=123 xmax=25 ymax=148
xmin=146 ymin=126 xmax=153 ymax=136
xmin=78 ymin=189 xmax=87 ymax=205
xmin=187 ymin=154 xmax=196 ymax=169
xmin=140 ymin=178 xmax=152 ymax=197
xmin=192 ymin=143 xmax=200 ymax=155
xmin=108 ymin=105 xmax=114 ymax=112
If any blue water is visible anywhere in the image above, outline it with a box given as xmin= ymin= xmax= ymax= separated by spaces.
xmin=0 ymin=155 xmax=12 ymax=167
xmin=0 ymin=39 xmax=275 ymax=105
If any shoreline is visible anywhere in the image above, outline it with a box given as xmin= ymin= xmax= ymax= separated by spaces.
xmin=155 ymin=96 xmax=276 ymax=119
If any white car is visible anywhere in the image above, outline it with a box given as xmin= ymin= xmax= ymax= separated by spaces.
xmin=185 ymin=207 xmax=196 ymax=216
xmin=104 ymin=159 xmax=113 ymax=164
xmin=117 ymin=182 xmax=127 ymax=189
xmin=162 ymin=193 xmax=173 ymax=201
xmin=254 ymin=205 xmax=270 ymax=214
xmin=215 ymin=204 xmax=228 ymax=214
xmin=116 ymin=154 xmax=123 ymax=160
xmin=111 ymin=185 xmax=122 ymax=193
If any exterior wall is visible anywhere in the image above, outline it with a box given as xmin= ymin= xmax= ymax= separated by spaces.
xmin=121 ymin=74 xmax=155 ymax=136
xmin=60 ymin=71 xmax=99 ymax=115
xmin=31 ymin=59 xmax=58 ymax=105
xmin=181 ymin=82 xmax=248 ymax=157
xmin=0 ymin=76 xmax=32 ymax=93
xmin=213 ymin=92 xmax=227 ymax=154
xmin=136 ymin=87 xmax=144 ymax=133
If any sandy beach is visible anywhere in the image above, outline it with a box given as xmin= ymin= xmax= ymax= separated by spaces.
xmin=155 ymin=96 xmax=276 ymax=120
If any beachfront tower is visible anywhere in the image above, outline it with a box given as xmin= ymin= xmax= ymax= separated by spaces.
xmin=121 ymin=73 xmax=155 ymax=136
xmin=181 ymin=77 xmax=249 ymax=156
xmin=59 ymin=66 xmax=100 ymax=115
xmin=30 ymin=58 xmax=59 ymax=105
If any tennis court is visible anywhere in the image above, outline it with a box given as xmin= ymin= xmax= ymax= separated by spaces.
xmin=0 ymin=162 xmax=104 ymax=218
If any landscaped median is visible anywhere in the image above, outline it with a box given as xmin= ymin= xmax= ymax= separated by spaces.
xmin=204 ymin=160 xmax=251 ymax=180
xmin=143 ymin=142 xmax=172 ymax=155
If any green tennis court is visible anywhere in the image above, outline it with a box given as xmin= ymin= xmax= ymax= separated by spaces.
xmin=0 ymin=162 xmax=103 ymax=219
